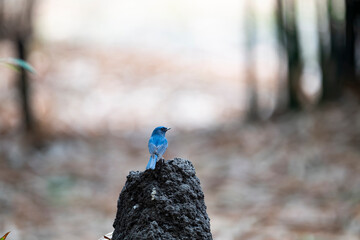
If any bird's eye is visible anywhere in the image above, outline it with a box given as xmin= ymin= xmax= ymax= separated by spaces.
xmin=162 ymin=127 xmax=166 ymax=131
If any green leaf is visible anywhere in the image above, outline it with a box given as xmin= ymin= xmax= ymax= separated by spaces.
xmin=0 ymin=232 xmax=10 ymax=240
xmin=0 ymin=58 xmax=36 ymax=73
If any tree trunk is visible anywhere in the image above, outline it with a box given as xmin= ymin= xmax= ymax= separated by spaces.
xmin=16 ymin=35 xmax=34 ymax=132
xmin=345 ymin=0 xmax=357 ymax=82
xmin=319 ymin=0 xmax=345 ymax=102
xmin=282 ymin=0 xmax=302 ymax=109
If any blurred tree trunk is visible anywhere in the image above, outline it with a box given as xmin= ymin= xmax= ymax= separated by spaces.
xmin=16 ymin=0 xmax=35 ymax=133
xmin=343 ymin=0 xmax=360 ymax=98
xmin=16 ymin=35 xmax=34 ymax=132
xmin=318 ymin=0 xmax=346 ymax=102
xmin=330 ymin=0 xmax=347 ymax=91
xmin=345 ymin=0 xmax=360 ymax=83
xmin=244 ymin=1 xmax=259 ymax=120
xmin=0 ymin=0 xmax=36 ymax=133
xmin=345 ymin=0 xmax=356 ymax=82
xmin=275 ymin=0 xmax=288 ymax=112
xmin=280 ymin=0 xmax=302 ymax=110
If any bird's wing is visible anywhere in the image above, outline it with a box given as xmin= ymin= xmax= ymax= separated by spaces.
xmin=148 ymin=141 xmax=158 ymax=155
xmin=156 ymin=138 xmax=168 ymax=157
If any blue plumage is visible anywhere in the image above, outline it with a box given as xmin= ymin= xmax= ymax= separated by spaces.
xmin=146 ymin=126 xmax=170 ymax=170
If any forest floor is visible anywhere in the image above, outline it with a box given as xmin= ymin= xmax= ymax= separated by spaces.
xmin=1 ymin=44 xmax=360 ymax=240
xmin=1 ymin=96 xmax=360 ymax=240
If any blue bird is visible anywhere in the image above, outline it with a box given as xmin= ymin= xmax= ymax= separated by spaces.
xmin=146 ymin=126 xmax=171 ymax=170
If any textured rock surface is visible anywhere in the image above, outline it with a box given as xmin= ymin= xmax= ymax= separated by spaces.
xmin=112 ymin=158 xmax=212 ymax=240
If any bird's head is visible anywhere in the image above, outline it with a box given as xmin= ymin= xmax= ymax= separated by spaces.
xmin=152 ymin=126 xmax=171 ymax=136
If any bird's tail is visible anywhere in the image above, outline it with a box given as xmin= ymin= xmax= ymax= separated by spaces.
xmin=146 ymin=154 xmax=158 ymax=170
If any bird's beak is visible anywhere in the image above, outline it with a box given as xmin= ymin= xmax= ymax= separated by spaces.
xmin=166 ymin=127 xmax=171 ymax=131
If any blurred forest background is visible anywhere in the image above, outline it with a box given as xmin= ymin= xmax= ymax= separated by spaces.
xmin=1 ymin=0 xmax=360 ymax=239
